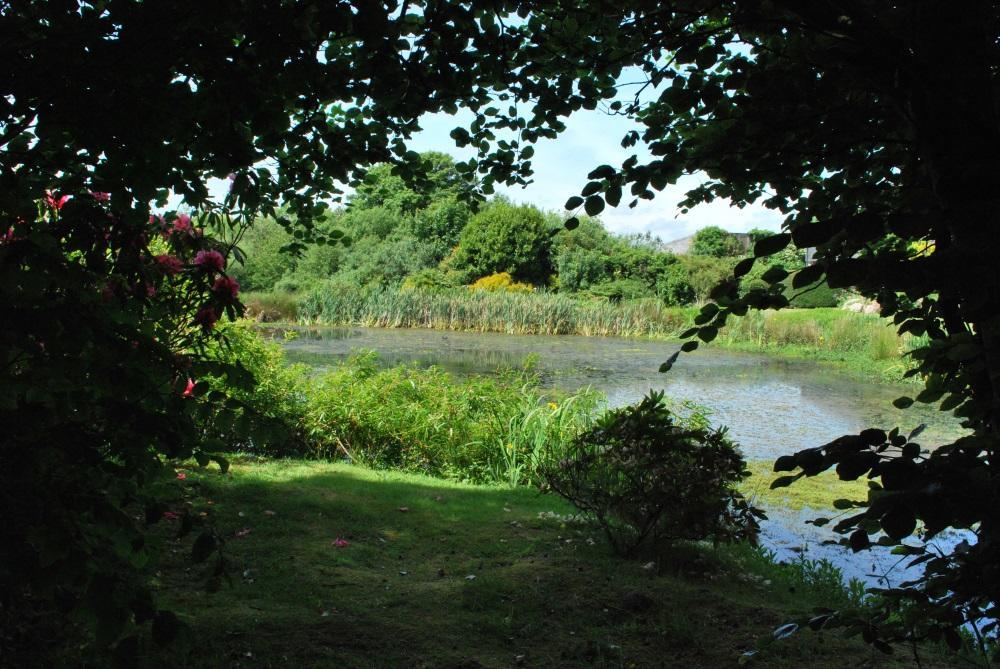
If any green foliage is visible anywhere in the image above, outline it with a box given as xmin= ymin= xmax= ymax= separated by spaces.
xmin=229 ymin=217 xmax=297 ymax=292
xmin=217 ymin=332 xmax=601 ymax=485
xmin=147 ymin=460 xmax=915 ymax=669
xmin=544 ymin=391 xmax=762 ymax=557
xmin=351 ymin=152 xmax=471 ymax=215
xmin=411 ymin=195 xmax=471 ymax=254
xmin=451 ymin=201 xmax=552 ymax=284
xmin=585 ymin=278 xmax=655 ymax=302
xmin=690 ymin=226 xmax=745 ymax=258
xmin=783 ymin=276 xmax=843 ymax=309
xmin=10 ymin=0 xmax=999 ymax=656
xmin=241 ymin=291 xmax=301 ymax=322
xmin=401 ymin=267 xmax=459 ymax=292
xmin=664 ymin=255 xmax=737 ymax=305
xmin=298 ymin=284 xmax=694 ymax=336
xmin=0 ymin=201 xmax=260 ymax=658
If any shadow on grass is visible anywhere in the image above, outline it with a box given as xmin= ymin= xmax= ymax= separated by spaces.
xmin=152 ymin=461 xmax=959 ymax=668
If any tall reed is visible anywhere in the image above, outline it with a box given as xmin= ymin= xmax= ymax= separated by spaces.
xmin=297 ymin=285 xmax=694 ymax=338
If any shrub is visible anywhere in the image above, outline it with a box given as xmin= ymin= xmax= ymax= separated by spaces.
xmin=451 ymin=201 xmax=552 ymax=283
xmin=585 ymin=277 xmax=654 ymax=302
xmin=402 ymin=267 xmax=458 ymax=291
xmin=544 ymin=391 xmax=762 ymax=557
xmin=783 ymin=274 xmax=842 ymax=308
xmin=690 ymin=226 xmax=745 ymax=258
xmin=468 ymin=271 xmax=534 ymax=293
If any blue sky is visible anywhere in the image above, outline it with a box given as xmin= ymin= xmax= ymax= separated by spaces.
xmin=198 ymin=107 xmax=783 ymax=244
xmin=408 ymin=108 xmax=784 ymax=244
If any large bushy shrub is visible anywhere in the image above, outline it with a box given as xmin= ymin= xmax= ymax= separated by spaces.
xmin=690 ymin=226 xmax=745 ymax=258
xmin=451 ymin=201 xmax=552 ymax=283
xmin=1 ymin=197 xmax=267 ymax=658
xmin=544 ymin=392 xmax=762 ymax=557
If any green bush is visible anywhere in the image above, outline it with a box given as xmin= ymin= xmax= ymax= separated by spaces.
xmin=585 ymin=277 xmax=654 ymax=302
xmin=450 ymin=201 xmax=552 ymax=283
xmin=211 ymin=327 xmax=602 ymax=485
xmin=690 ymin=226 xmax=745 ymax=258
xmin=230 ymin=216 xmax=297 ymax=291
xmin=783 ymin=275 xmax=843 ymax=308
xmin=544 ymin=391 xmax=762 ymax=557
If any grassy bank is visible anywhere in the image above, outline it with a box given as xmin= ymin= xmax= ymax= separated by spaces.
xmin=149 ymin=459 xmax=961 ymax=667
xmin=215 ymin=323 xmax=603 ymax=486
xmin=250 ymin=286 xmax=919 ymax=384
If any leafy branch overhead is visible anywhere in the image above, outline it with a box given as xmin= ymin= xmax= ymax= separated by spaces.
xmin=4 ymin=0 xmax=999 ymax=659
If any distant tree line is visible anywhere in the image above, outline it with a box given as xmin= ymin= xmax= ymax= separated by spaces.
xmin=233 ymin=152 xmax=838 ymax=307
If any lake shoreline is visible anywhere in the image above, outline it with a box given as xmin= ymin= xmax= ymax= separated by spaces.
xmin=255 ymin=315 xmax=918 ymax=387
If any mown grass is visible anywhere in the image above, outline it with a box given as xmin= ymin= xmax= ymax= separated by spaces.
xmin=150 ymin=460 xmax=963 ymax=668
xmin=288 ymin=286 xmax=920 ymax=384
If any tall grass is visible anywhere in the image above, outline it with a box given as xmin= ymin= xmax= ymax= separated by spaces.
xmin=295 ymin=285 xmax=919 ymax=381
xmin=715 ymin=309 xmax=913 ymax=381
xmin=217 ymin=323 xmax=603 ymax=485
xmin=297 ymin=284 xmax=693 ymax=337
xmin=242 ymin=290 xmax=300 ymax=322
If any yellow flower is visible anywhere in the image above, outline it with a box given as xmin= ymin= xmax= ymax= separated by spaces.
xmin=547 ymin=402 xmax=558 ymax=410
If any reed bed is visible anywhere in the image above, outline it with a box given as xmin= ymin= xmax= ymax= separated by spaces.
xmin=294 ymin=285 xmax=917 ymax=382
xmin=298 ymin=285 xmax=693 ymax=337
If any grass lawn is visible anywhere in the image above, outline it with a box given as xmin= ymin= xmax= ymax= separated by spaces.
xmin=151 ymin=459 xmax=962 ymax=668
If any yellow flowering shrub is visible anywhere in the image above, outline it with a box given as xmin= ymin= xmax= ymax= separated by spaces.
xmin=468 ymin=272 xmax=534 ymax=293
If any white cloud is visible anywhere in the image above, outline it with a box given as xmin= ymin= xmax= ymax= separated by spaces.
xmin=411 ymin=108 xmax=784 ymax=242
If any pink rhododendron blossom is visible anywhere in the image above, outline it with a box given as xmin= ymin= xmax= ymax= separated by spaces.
xmin=45 ymin=191 xmax=70 ymax=210
xmin=212 ymin=275 xmax=240 ymax=301
xmin=162 ymin=511 xmax=180 ymax=521
xmin=171 ymin=213 xmax=192 ymax=235
xmin=332 ymin=538 xmax=350 ymax=548
xmin=155 ymin=254 xmax=184 ymax=275
xmin=90 ymin=191 xmax=111 ymax=202
xmin=193 ymin=306 xmax=218 ymax=329
xmin=182 ymin=378 xmax=195 ymax=397
xmin=176 ymin=471 xmax=187 ymax=480
xmin=193 ymin=249 xmax=225 ymax=273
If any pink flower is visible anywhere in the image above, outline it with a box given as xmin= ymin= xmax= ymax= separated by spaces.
xmin=162 ymin=511 xmax=180 ymax=521
xmin=332 ymin=538 xmax=350 ymax=548
xmin=182 ymin=378 xmax=196 ymax=397
xmin=193 ymin=249 xmax=225 ymax=273
xmin=193 ymin=306 xmax=219 ymax=329
xmin=176 ymin=471 xmax=187 ymax=480
xmin=212 ymin=275 xmax=240 ymax=301
xmin=171 ymin=213 xmax=192 ymax=235
xmin=45 ymin=191 xmax=70 ymax=210
xmin=155 ymin=254 xmax=184 ymax=275
xmin=90 ymin=191 xmax=111 ymax=202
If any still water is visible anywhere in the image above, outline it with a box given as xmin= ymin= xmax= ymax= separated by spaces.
xmin=266 ymin=325 xmax=968 ymax=586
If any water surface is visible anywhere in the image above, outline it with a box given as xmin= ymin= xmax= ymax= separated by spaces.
xmin=265 ymin=325 xmax=968 ymax=587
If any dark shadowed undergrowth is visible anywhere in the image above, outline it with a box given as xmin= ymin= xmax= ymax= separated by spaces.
xmin=146 ymin=460 xmax=964 ymax=668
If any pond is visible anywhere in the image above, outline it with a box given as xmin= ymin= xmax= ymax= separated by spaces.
xmin=266 ymin=325 xmax=968 ymax=587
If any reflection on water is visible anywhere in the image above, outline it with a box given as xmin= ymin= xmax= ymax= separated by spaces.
xmin=269 ymin=325 xmax=964 ymax=461
xmin=265 ymin=325 xmax=968 ymax=588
